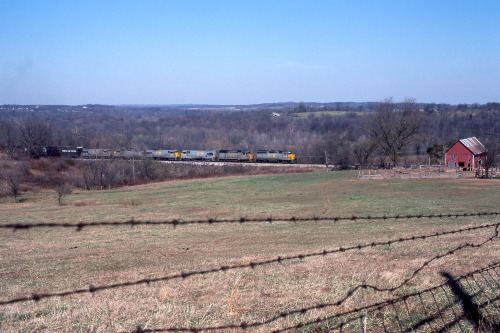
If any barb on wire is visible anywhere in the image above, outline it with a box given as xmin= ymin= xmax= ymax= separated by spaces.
xmin=1 ymin=211 xmax=498 ymax=231
xmin=1 ymin=222 xmax=498 ymax=307
xmin=127 ymin=261 xmax=500 ymax=332
xmin=309 ymin=294 xmax=500 ymax=333
xmin=130 ymin=227 xmax=500 ymax=332
xmin=273 ymin=263 xmax=500 ymax=333
xmin=362 ymin=225 xmax=498 ymax=293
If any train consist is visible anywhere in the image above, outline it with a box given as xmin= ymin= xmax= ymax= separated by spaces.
xmin=41 ymin=146 xmax=297 ymax=163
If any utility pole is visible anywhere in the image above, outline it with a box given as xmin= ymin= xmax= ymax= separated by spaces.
xmin=132 ymin=157 xmax=135 ymax=182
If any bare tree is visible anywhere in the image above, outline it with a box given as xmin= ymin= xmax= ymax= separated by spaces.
xmin=78 ymin=160 xmax=116 ymax=190
xmin=78 ymin=161 xmax=100 ymax=190
xmin=55 ymin=184 xmax=72 ymax=205
xmin=366 ymin=98 xmax=426 ymax=167
xmin=0 ymin=121 xmax=20 ymax=157
xmin=137 ymin=158 xmax=157 ymax=180
xmin=483 ymin=140 xmax=498 ymax=179
xmin=5 ymin=171 xmax=21 ymax=203
xmin=352 ymin=139 xmax=376 ymax=167
xmin=18 ymin=119 xmax=52 ymax=158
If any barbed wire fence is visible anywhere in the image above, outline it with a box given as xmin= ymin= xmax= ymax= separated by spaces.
xmin=1 ymin=211 xmax=499 ymax=231
xmin=1 ymin=212 xmax=499 ymax=332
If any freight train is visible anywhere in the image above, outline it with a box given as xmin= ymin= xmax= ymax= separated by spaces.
xmin=41 ymin=146 xmax=297 ymax=163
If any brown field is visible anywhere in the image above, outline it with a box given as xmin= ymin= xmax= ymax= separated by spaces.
xmin=0 ymin=171 xmax=499 ymax=332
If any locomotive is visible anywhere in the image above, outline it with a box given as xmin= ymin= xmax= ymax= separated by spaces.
xmin=42 ymin=146 xmax=297 ymax=163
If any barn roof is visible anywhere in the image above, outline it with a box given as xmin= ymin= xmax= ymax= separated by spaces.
xmin=458 ymin=137 xmax=487 ymax=155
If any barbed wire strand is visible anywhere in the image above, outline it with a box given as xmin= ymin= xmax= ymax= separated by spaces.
xmin=1 ymin=222 xmax=498 ymax=307
xmin=437 ymin=294 xmax=500 ymax=333
xmin=405 ymin=295 xmax=500 ymax=333
xmin=363 ymin=226 xmax=498 ymax=293
xmin=135 ymin=262 xmax=500 ymax=333
xmin=126 ymin=229 xmax=498 ymax=332
xmin=273 ymin=263 xmax=500 ymax=333
xmin=1 ymin=211 xmax=498 ymax=231
xmin=331 ymin=290 xmax=464 ymax=333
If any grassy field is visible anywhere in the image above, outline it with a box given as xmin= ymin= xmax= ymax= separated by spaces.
xmin=1 ymin=171 xmax=499 ymax=332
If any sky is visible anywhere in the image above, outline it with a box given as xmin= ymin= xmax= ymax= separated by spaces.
xmin=1 ymin=1 xmax=499 ymax=105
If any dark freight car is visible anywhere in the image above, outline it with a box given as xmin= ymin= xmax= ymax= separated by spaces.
xmin=61 ymin=147 xmax=83 ymax=158
xmin=43 ymin=146 xmax=82 ymax=158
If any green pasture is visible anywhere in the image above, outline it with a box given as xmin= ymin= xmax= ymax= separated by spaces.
xmin=1 ymin=171 xmax=499 ymax=332
xmin=1 ymin=170 xmax=498 ymax=283
xmin=1 ymin=170 xmax=498 ymax=224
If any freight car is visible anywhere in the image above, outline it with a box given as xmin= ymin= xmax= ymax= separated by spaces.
xmin=146 ymin=149 xmax=180 ymax=160
xmin=116 ymin=149 xmax=145 ymax=159
xmin=255 ymin=150 xmax=296 ymax=163
xmin=81 ymin=148 xmax=112 ymax=159
xmin=43 ymin=146 xmax=83 ymax=158
xmin=218 ymin=150 xmax=254 ymax=162
xmin=180 ymin=150 xmax=218 ymax=161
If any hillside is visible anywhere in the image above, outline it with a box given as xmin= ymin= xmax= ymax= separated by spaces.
xmin=1 ymin=102 xmax=499 ymax=168
xmin=1 ymin=171 xmax=499 ymax=331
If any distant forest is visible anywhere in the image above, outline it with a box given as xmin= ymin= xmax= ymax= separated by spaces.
xmin=1 ymin=101 xmax=499 ymax=168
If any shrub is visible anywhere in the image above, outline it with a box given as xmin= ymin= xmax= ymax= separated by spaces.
xmin=55 ymin=160 xmax=68 ymax=172
xmin=55 ymin=184 xmax=72 ymax=205
xmin=65 ymin=159 xmax=75 ymax=166
xmin=32 ymin=160 xmax=50 ymax=171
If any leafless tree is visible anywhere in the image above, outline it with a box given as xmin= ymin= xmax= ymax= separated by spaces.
xmin=18 ymin=119 xmax=52 ymax=158
xmin=366 ymin=98 xmax=426 ymax=167
xmin=55 ymin=184 xmax=72 ymax=205
xmin=352 ymin=139 xmax=376 ymax=167
xmin=78 ymin=160 xmax=116 ymax=190
xmin=5 ymin=171 xmax=21 ymax=203
xmin=0 ymin=121 xmax=20 ymax=157
xmin=136 ymin=158 xmax=157 ymax=180
xmin=483 ymin=140 xmax=498 ymax=179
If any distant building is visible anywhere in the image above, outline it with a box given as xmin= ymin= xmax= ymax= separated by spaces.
xmin=271 ymin=112 xmax=281 ymax=117
xmin=445 ymin=137 xmax=487 ymax=170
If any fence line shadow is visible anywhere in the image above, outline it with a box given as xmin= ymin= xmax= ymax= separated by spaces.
xmin=441 ymin=271 xmax=499 ymax=333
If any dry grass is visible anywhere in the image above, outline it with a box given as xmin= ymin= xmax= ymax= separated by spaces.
xmin=1 ymin=171 xmax=499 ymax=332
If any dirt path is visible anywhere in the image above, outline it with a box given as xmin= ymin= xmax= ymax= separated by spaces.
xmin=321 ymin=181 xmax=334 ymax=216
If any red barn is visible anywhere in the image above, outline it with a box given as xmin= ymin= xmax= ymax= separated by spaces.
xmin=445 ymin=137 xmax=487 ymax=170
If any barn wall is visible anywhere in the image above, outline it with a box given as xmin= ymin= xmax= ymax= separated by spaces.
xmin=445 ymin=142 xmax=486 ymax=170
xmin=446 ymin=142 xmax=472 ymax=169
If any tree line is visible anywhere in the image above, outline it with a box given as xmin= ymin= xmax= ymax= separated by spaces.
xmin=1 ymin=100 xmax=499 ymax=202
xmin=1 ymin=100 xmax=499 ymax=169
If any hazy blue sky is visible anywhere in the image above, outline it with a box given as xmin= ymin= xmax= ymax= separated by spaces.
xmin=1 ymin=1 xmax=498 ymax=105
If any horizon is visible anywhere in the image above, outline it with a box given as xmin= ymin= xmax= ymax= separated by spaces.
xmin=1 ymin=1 xmax=499 ymax=105
xmin=2 ymin=100 xmax=499 ymax=108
